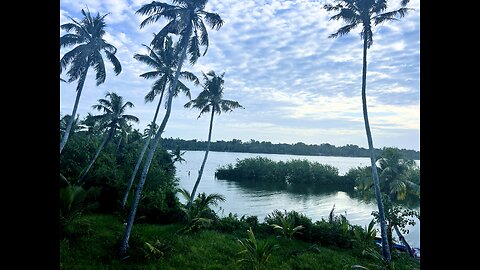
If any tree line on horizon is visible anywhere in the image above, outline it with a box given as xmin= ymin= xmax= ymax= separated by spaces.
xmin=161 ymin=137 xmax=420 ymax=160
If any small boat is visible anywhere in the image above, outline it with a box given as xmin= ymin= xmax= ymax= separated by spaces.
xmin=374 ymin=237 xmax=420 ymax=258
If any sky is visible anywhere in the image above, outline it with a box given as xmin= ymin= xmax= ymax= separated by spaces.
xmin=60 ymin=0 xmax=420 ymax=151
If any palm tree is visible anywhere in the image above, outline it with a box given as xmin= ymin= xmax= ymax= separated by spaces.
xmin=184 ymin=71 xmax=243 ymax=207
xmin=60 ymin=8 xmax=122 ymax=154
xmin=115 ymin=124 xmax=133 ymax=153
xmin=177 ymin=188 xmax=225 ymax=223
xmin=121 ymin=36 xmax=198 ymax=208
xmin=324 ymin=0 xmax=411 ymax=262
xmin=119 ymin=0 xmax=224 ymax=257
xmin=143 ymin=123 xmax=159 ymax=139
xmin=60 ymin=114 xmax=81 ymax=136
xmin=169 ymin=145 xmax=186 ymax=164
xmin=377 ymin=147 xmax=419 ymax=200
xmin=78 ymin=92 xmax=139 ymax=184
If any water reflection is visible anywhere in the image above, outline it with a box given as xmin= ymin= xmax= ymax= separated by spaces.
xmin=176 ymin=150 xmax=420 ymax=248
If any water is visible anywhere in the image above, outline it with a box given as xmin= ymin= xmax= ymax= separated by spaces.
xmin=175 ymin=150 xmax=420 ymax=248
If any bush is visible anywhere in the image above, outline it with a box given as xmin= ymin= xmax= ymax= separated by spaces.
xmin=215 ymin=213 xmax=247 ymax=233
xmin=215 ymin=157 xmax=351 ymax=189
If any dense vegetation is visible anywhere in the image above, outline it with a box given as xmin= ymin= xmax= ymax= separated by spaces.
xmin=215 ymin=157 xmax=355 ymax=188
xmin=60 ymin=124 xmax=183 ymax=228
xmin=161 ymin=138 xmax=420 ymax=160
xmin=215 ymin=147 xmax=420 ymax=207
xmin=61 ymin=212 xmax=419 ymax=269
xmin=60 ymin=0 xmax=418 ymax=267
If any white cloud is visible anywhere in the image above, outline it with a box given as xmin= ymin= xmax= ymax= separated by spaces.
xmin=60 ymin=0 xmax=420 ymax=150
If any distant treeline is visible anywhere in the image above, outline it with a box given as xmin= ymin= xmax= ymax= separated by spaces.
xmin=161 ymin=138 xmax=420 ymax=160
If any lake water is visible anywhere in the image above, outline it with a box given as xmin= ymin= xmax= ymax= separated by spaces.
xmin=175 ymin=150 xmax=420 ymax=248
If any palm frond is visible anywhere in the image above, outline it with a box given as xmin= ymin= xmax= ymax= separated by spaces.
xmin=196 ymin=19 xmax=209 ymax=55
xmin=374 ymin=8 xmax=410 ymax=25
xmin=328 ymin=23 xmax=358 ymax=39
xmin=174 ymin=80 xmax=191 ymax=99
xmin=60 ymin=34 xmax=86 ymax=48
xmin=201 ymin=11 xmax=224 ymax=30
xmin=136 ymin=2 xmax=177 ymax=17
xmin=104 ymin=50 xmax=122 ymax=75
xmin=197 ymin=105 xmax=211 ymax=118
xmin=92 ymin=51 xmax=106 ymax=86
xmin=187 ymin=33 xmax=201 ymax=65
xmin=219 ymin=100 xmax=243 ymax=113
xmin=103 ymin=43 xmax=117 ymax=54
xmin=135 ymin=54 xmax=162 ymax=70
xmin=324 ymin=4 xmax=343 ymax=12
xmin=139 ymin=71 xmax=162 ymax=79
xmin=180 ymin=71 xmax=200 ymax=85
xmin=177 ymin=188 xmax=192 ymax=203
xmin=122 ymin=114 xmax=140 ymax=123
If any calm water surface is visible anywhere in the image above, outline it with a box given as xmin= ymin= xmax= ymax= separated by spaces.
xmin=175 ymin=151 xmax=420 ymax=248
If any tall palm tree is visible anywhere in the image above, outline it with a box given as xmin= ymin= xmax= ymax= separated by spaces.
xmin=184 ymin=71 xmax=243 ymax=207
xmin=121 ymin=36 xmax=198 ymax=208
xmin=60 ymin=8 xmax=122 ymax=154
xmin=78 ymin=92 xmax=139 ymax=184
xmin=119 ymin=0 xmax=224 ymax=257
xmin=324 ymin=0 xmax=411 ymax=262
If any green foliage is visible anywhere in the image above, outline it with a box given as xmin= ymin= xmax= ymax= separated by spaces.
xmin=161 ymin=138 xmax=420 ymax=160
xmin=216 ymin=213 xmax=247 ymax=233
xmin=268 ymin=210 xmax=305 ymax=240
xmin=60 ymin=178 xmax=100 ymax=237
xmin=216 ymin=157 xmax=354 ymax=188
xmin=352 ymin=219 xmax=378 ymax=253
xmin=61 ymin=124 xmax=180 ymax=217
xmin=142 ymin=239 xmax=173 ymax=261
xmin=351 ymin=247 xmax=397 ymax=270
xmin=372 ymin=196 xmax=419 ymax=235
xmin=237 ymin=227 xmax=279 ymax=270
xmin=61 ymin=214 xmax=419 ymax=269
xmin=177 ymin=189 xmax=225 ymax=233
xmin=346 ymin=148 xmax=420 ymax=207
xmin=137 ymin=189 xmax=183 ymax=224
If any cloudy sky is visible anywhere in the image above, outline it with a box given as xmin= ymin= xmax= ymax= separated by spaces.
xmin=60 ymin=0 xmax=420 ymax=151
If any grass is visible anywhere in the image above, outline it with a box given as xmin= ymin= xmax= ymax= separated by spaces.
xmin=60 ymin=214 xmax=420 ymax=270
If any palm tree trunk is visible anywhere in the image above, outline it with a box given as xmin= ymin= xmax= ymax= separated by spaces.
xmin=116 ymin=133 xmax=123 ymax=153
xmin=189 ymin=108 xmax=215 ymax=208
xmin=60 ymin=68 xmax=88 ymax=154
xmin=121 ymin=89 xmax=165 ymax=208
xmin=393 ymin=224 xmax=414 ymax=257
xmin=361 ymin=37 xmax=391 ymax=262
xmin=118 ymin=25 xmax=191 ymax=257
xmin=78 ymin=127 xmax=115 ymax=184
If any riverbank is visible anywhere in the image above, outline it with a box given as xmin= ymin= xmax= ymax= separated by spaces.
xmin=61 ymin=214 xmax=420 ymax=269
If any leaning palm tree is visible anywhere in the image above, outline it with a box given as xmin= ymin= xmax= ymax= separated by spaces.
xmin=184 ymin=71 xmax=243 ymax=207
xmin=119 ymin=0 xmax=224 ymax=257
xmin=324 ymin=0 xmax=411 ymax=262
xmin=121 ymin=36 xmax=198 ymax=208
xmin=60 ymin=8 xmax=122 ymax=154
xmin=77 ymin=92 xmax=139 ymax=184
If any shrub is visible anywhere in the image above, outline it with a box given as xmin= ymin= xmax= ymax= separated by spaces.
xmin=216 ymin=213 xmax=247 ymax=233
xmin=237 ymin=227 xmax=278 ymax=270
